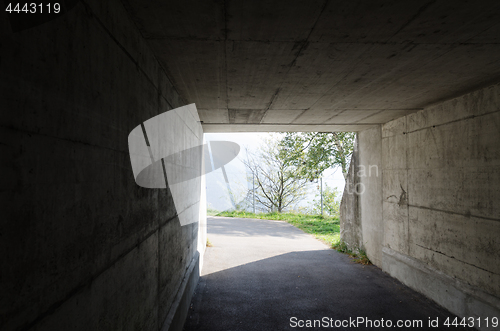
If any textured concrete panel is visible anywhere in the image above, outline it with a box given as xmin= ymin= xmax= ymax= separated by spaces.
xmin=383 ymin=201 xmax=409 ymax=255
xmin=386 ymin=1 xmax=500 ymax=44
xmin=226 ymin=41 xmax=297 ymax=110
xmin=201 ymin=123 xmax=375 ymax=132
xmin=409 ymin=208 xmax=500 ymax=277
xmin=259 ymin=109 xmax=305 ymax=124
xmin=292 ymin=108 xmax=343 ymax=124
xmin=270 ymin=42 xmax=373 ymax=110
xmin=300 ymin=43 xmax=467 ymax=111
xmin=382 ymin=134 xmax=407 ymax=170
xmin=159 ymin=75 xmax=184 ymax=112
xmin=123 ymin=1 xmax=500 ymax=129
xmin=226 ymin=0 xmax=324 ymax=42
xmin=379 ymin=84 xmax=500 ymax=322
xmin=326 ymin=110 xmax=381 ymax=124
xmin=382 ymin=169 xmax=408 ymax=206
xmin=382 ymin=247 xmax=500 ymax=331
xmin=159 ymin=221 xmax=199 ymax=325
xmin=198 ymin=109 xmax=229 ymax=124
xmin=31 ymin=234 xmax=159 ymax=331
xmin=228 ymin=109 xmax=267 ymax=124
xmin=382 ymin=116 xmax=406 ymax=138
xmin=408 ymin=168 xmax=468 ymax=213
xmin=1 ymin=1 xmax=203 ymax=330
xmin=86 ymin=0 xmax=162 ymax=89
xmin=124 ymin=0 xmax=225 ymax=40
xmin=462 ymin=167 xmax=500 ymax=220
xmin=308 ymin=1 xmax=433 ymax=43
xmin=410 ymin=242 xmax=500 ymax=300
xmin=358 ymin=109 xmax=418 ymax=124
xmin=407 ymin=83 xmax=500 ymax=132
xmin=151 ymin=40 xmax=227 ymax=110
xmin=407 ymin=122 xmax=469 ymax=170
xmin=465 ymin=111 xmax=500 ymax=168
xmin=358 ymin=126 xmax=383 ymax=266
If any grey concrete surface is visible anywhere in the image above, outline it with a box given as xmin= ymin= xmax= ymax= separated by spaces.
xmin=2 ymin=0 xmax=500 ymax=330
xmin=1 ymin=1 xmax=204 ymax=330
xmin=359 ymin=126 xmax=384 ymax=267
xmin=380 ymin=84 xmax=500 ymax=328
xmin=339 ymin=138 xmax=362 ymax=252
xmin=123 ymin=0 xmax=500 ymax=132
xmin=184 ymin=217 xmax=472 ymax=331
xmin=345 ymin=84 xmax=500 ymax=330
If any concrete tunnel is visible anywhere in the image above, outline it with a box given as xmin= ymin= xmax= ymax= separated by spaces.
xmin=1 ymin=0 xmax=499 ymax=330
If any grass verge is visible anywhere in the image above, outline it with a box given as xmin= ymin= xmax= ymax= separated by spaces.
xmin=332 ymin=241 xmax=371 ymax=265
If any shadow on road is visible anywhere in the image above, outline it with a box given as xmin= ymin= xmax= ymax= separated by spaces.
xmin=185 ymin=248 xmax=472 ymax=331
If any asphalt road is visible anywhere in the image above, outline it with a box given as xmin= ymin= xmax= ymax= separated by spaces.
xmin=183 ymin=216 xmax=472 ymax=331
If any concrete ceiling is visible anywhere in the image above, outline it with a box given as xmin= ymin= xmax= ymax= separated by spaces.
xmin=123 ymin=0 xmax=500 ymax=132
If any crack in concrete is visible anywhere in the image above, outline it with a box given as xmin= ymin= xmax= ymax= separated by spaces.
xmin=258 ymin=0 xmax=329 ymax=120
xmin=389 ymin=0 xmax=437 ymax=40
xmin=84 ymin=0 xmax=187 ymax=110
xmin=18 ymin=216 xmax=187 ymax=331
xmin=413 ymin=243 xmax=499 ymax=276
xmin=404 ymin=108 xmax=500 ymax=134
xmin=408 ymin=204 xmax=500 ymax=222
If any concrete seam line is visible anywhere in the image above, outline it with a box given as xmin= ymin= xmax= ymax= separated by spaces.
xmin=411 ymin=244 xmax=497 ymax=276
xmin=157 ymin=224 xmax=199 ymax=321
xmin=159 ymin=214 xmax=185 ymax=229
xmin=201 ymin=123 xmax=380 ymax=126
xmin=136 ymin=36 xmax=500 ymax=45
xmin=119 ymin=0 xmax=185 ymax=108
xmin=16 ymin=225 xmax=162 ymax=331
xmin=80 ymin=0 xmax=176 ymax=110
xmin=382 ymin=247 xmax=500 ymax=309
xmin=161 ymin=251 xmax=200 ymax=331
xmin=404 ymin=108 xmax=500 ymax=134
xmin=408 ymin=204 xmax=500 ymax=222
xmin=0 ymin=125 xmax=128 ymax=154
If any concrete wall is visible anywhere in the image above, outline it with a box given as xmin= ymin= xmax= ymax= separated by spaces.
xmin=0 ymin=1 xmax=205 ymax=330
xmin=347 ymin=83 xmax=500 ymax=328
xmin=339 ymin=137 xmax=361 ymax=252
xmin=340 ymin=128 xmax=384 ymax=267
xmin=382 ymin=83 xmax=500 ymax=325
xmin=358 ymin=126 xmax=384 ymax=267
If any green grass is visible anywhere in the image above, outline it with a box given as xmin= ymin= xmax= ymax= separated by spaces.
xmin=215 ymin=210 xmax=341 ymax=248
xmin=206 ymin=207 xmax=220 ymax=216
xmin=332 ymin=241 xmax=371 ymax=265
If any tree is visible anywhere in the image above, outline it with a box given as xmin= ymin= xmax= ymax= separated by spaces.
xmin=310 ymin=184 xmax=340 ymax=216
xmin=279 ymin=132 xmax=355 ymax=180
xmin=243 ymin=137 xmax=309 ymax=213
